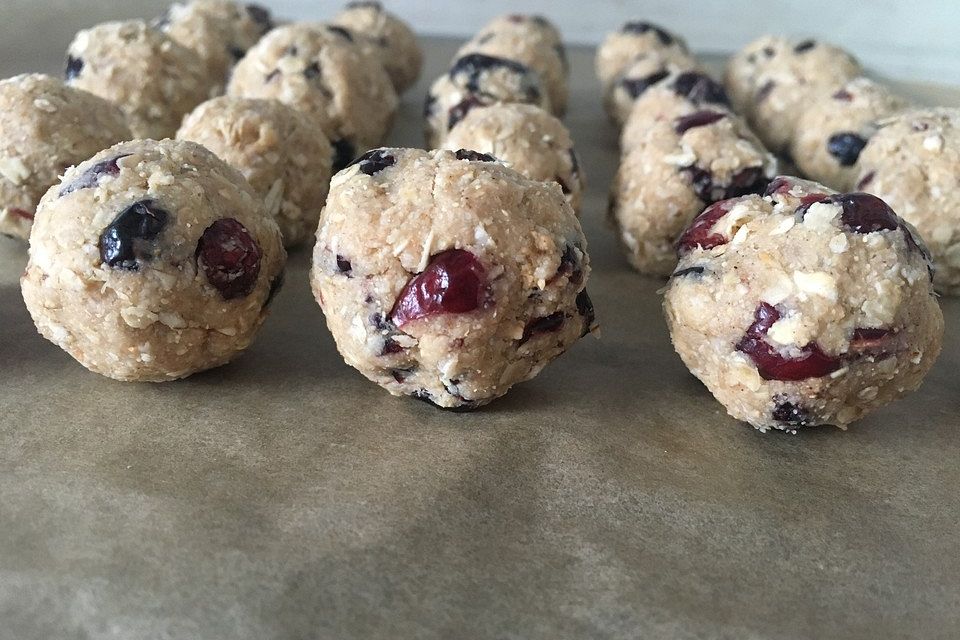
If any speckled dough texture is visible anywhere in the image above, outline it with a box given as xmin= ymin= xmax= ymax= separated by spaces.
xmin=21 ymin=139 xmax=285 ymax=382
xmin=227 ymin=23 xmax=398 ymax=170
xmin=595 ymin=21 xmax=690 ymax=91
xmin=442 ymin=103 xmax=585 ymax=215
xmin=792 ymin=77 xmax=909 ymax=190
xmin=857 ymin=108 xmax=960 ymax=295
xmin=611 ymin=110 xmax=777 ymax=275
xmin=332 ymin=1 xmax=423 ymax=94
xmin=177 ymin=96 xmax=333 ymax=248
xmin=65 ymin=20 xmax=211 ymax=139
xmin=0 ymin=74 xmax=131 ymax=241
xmin=664 ymin=176 xmax=943 ymax=431
xmin=605 ymin=50 xmax=699 ymax=127
xmin=724 ymin=36 xmax=862 ymax=154
xmin=310 ymin=148 xmax=595 ymax=410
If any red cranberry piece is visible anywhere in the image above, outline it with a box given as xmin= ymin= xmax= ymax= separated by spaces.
xmin=856 ymin=171 xmax=875 ymax=190
xmin=350 ymin=148 xmax=396 ymax=175
xmin=619 ymin=70 xmax=669 ymax=99
xmin=674 ymin=110 xmax=726 ymax=134
xmin=849 ymin=327 xmax=896 ymax=358
xmin=520 ymin=312 xmax=565 ymax=344
xmin=331 ymin=139 xmax=356 ymax=172
xmin=726 ymin=167 xmax=770 ymax=198
xmin=196 ymin=218 xmax=262 ymax=299
xmin=827 ymin=132 xmax=868 ymax=167
xmin=677 ymin=199 xmax=736 ymax=254
xmin=672 ymin=72 xmax=730 ymax=107
xmin=794 ymin=39 xmax=816 ymax=53
xmin=335 ymin=254 xmax=352 ymax=275
xmin=455 ymin=149 xmax=497 ymax=162
xmin=9 ymin=207 xmax=34 ymax=221
xmin=65 ymin=55 xmax=83 ymax=81
xmin=447 ymin=94 xmax=486 ymax=131
xmin=831 ymin=192 xmax=900 ymax=233
xmin=389 ymin=249 xmax=487 ymax=328
xmin=60 ymin=154 xmax=131 ymax=197
xmin=99 ymin=199 xmax=169 ymax=270
xmin=763 ymin=176 xmax=794 ymax=196
xmin=736 ymin=303 xmax=842 ymax=381
xmin=575 ymin=289 xmax=596 ymax=337
xmin=832 ymin=88 xmax=854 ymax=102
xmin=681 ymin=166 xmax=715 ymax=202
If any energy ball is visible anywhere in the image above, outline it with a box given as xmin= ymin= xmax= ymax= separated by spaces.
xmin=611 ymin=109 xmax=777 ymax=275
xmin=21 ymin=139 xmax=285 ymax=382
xmin=724 ymin=36 xmax=861 ymax=154
xmin=792 ymin=78 xmax=909 ymax=190
xmin=0 ymin=74 xmax=131 ymax=241
xmin=177 ymin=96 xmax=333 ymax=248
xmin=442 ymin=103 xmax=585 ymax=215
xmin=424 ymin=53 xmax=550 ymax=149
xmin=311 ymin=147 xmax=596 ymax=410
xmin=664 ymin=176 xmax=943 ymax=432
xmin=157 ymin=0 xmax=274 ymax=92
xmin=595 ymin=21 xmax=690 ymax=91
xmin=332 ymin=1 xmax=423 ymax=94
xmin=857 ymin=108 xmax=960 ymax=295
xmin=605 ymin=50 xmax=699 ymax=127
xmin=65 ymin=20 xmax=210 ymax=139
xmin=227 ymin=23 xmax=398 ymax=170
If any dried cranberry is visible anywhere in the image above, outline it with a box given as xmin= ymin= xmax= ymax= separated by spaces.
xmin=450 ymin=53 xmax=530 ymax=93
xmin=335 ymin=254 xmax=352 ymax=274
xmin=65 ymin=55 xmax=83 ymax=81
xmin=832 ymin=88 xmax=854 ymax=102
xmin=350 ymin=148 xmax=396 ymax=174
xmin=389 ymin=249 xmax=487 ymax=328
xmin=726 ymin=167 xmax=770 ymax=198
xmin=622 ymin=21 xmax=674 ymax=46
xmin=794 ymin=39 xmax=816 ymax=53
xmin=303 ymin=61 xmax=321 ymax=80
xmin=331 ymin=139 xmax=356 ymax=172
xmin=60 ymin=154 xmax=131 ymax=197
xmin=9 ymin=208 xmax=33 ymax=221
xmin=672 ymin=72 xmax=730 ymax=107
xmin=448 ymin=94 xmax=486 ymax=131
xmin=555 ymin=176 xmax=571 ymax=194
xmin=619 ymin=70 xmax=669 ymax=99
xmin=423 ymin=93 xmax=438 ymax=118
xmin=575 ymin=290 xmax=596 ymax=337
xmin=675 ymin=110 xmax=726 ymax=134
xmin=391 ymin=367 xmax=413 ymax=383
xmin=455 ymin=149 xmax=496 ymax=162
xmin=520 ymin=312 xmax=565 ymax=343
xmin=555 ymin=244 xmax=583 ymax=285
xmin=381 ymin=338 xmax=404 ymax=355
xmin=677 ymin=199 xmax=735 ymax=254
xmin=755 ymin=80 xmax=776 ymax=103
xmin=99 ymin=199 xmax=169 ymax=270
xmin=246 ymin=4 xmax=274 ymax=32
xmin=736 ymin=303 xmax=841 ymax=381
xmin=411 ymin=389 xmax=479 ymax=412
xmin=196 ymin=218 xmax=262 ymax=299
xmin=826 ymin=132 xmax=868 ymax=167
xmin=829 ymin=192 xmax=900 ymax=234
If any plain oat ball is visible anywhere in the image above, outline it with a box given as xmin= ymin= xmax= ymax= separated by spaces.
xmin=724 ymin=36 xmax=862 ymax=154
xmin=664 ymin=175 xmax=943 ymax=431
xmin=611 ymin=109 xmax=777 ymax=275
xmin=332 ymin=1 xmax=423 ymax=94
xmin=856 ymin=108 xmax=960 ymax=295
xmin=227 ymin=22 xmax=398 ymax=170
xmin=595 ymin=21 xmax=690 ymax=91
xmin=605 ymin=50 xmax=699 ymax=127
xmin=792 ymin=77 xmax=909 ymax=190
xmin=0 ymin=74 xmax=131 ymax=241
xmin=177 ymin=96 xmax=333 ymax=248
xmin=65 ymin=20 xmax=211 ymax=139
xmin=157 ymin=0 xmax=274 ymax=92
xmin=311 ymin=147 xmax=596 ymax=410
xmin=442 ymin=103 xmax=585 ymax=215
xmin=424 ymin=53 xmax=551 ymax=149
xmin=21 ymin=139 xmax=285 ymax=382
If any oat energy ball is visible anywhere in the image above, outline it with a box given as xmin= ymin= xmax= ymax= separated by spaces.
xmin=596 ymin=21 xmax=690 ymax=91
xmin=442 ymin=103 xmax=585 ymax=215
xmin=332 ymin=1 xmax=423 ymax=94
xmin=424 ymin=53 xmax=550 ymax=149
xmin=605 ymin=50 xmax=699 ymax=127
xmin=664 ymin=176 xmax=943 ymax=431
xmin=611 ymin=109 xmax=777 ymax=275
xmin=792 ymin=78 xmax=909 ymax=190
xmin=857 ymin=108 xmax=960 ymax=295
xmin=21 ymin=139 xmax=285 ymax=382
xmin=0 ymin=74 xmax=131 ymax=241
xmin=227 ymin=23 xmax=398 ymax=170
xmin=311 ymin=148 xmax=596 ymax=410
xmin=724 ymin=36 xmax=861 ymax=154
xmin=177 ymin=97 xmax=333 ymax=247
xmin=158 ymin=0 xmax=274 ymax=91
xmin=65 ymin=20 xmax=210 ymax=139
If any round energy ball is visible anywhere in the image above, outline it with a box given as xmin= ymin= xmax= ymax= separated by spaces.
xmin=611 ymin=109 xmax=777 ymax=275
xmin=595 ymin=21 xmax=690 ymax=91
xmin=724 ymin=36 xmax=861 ymax=154
xmin=64 ymin=20 xmax=210 ymax=139
xmin=332 ymin=0 xmax=423 ymax=94
xmin=21 ymin=139 xmax=286 ymax=382
xmin=605 ymin=50 xmax=699 ymax=127
xmin=311 ymin=147 xmax=596 ymax=410
xmin=227 ymin=23 xmax=398 ymax=170
xmin=792 ymin=78 xmax=909 ymax=190
xmin=664 ymin=175 xmax=943 ymax=432
xmin=0 ymin=74 xmax=131 ymax=241
xmin=157 ymin=0 xmax=274 ymax=92
xmin=177 ymin=96 xmax=333 ymax=248
xmin=424 ymin=53 xmax=550 ymax=149
xmin=856 ymin=108 xmax=960 ymax=295
xmin=442 ymin=103 xmax=585 ymax=215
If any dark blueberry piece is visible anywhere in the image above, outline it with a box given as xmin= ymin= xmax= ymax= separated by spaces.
xmin=677 ymin=199 xmax=736 ymax=254
xmin=263 ymin=269 xmax=285 ymax=309
xmin=726 ymin=167 xmax=770 ymax=199
xmin=331 ymin=139 xmax=356 ymax=172
xmin=65 ymin=55 xmax=84 ymax=82
xmin=762 ymin=46 xmax=775 ymax=57
xmin=832 ymin=88 xmax=854 ymax=102
xmin=455 ymin=149 xmax=497 ymax=162
xmin=285 ymin=45 xmax=299 ymax=57
xmin=827 ymin=132 xmax=868 ymax=167
xmin=553 ymin=244 xmax=583 ymax=285
xmin=683 ymin=165 xmax=766 ymax=203
xmin=681 ymin=166 xmax=715 ymax=203
xmin=60 ymin=154 xmax=131 ymax=196
xmin=555 ymin=176 xmax=571 ymax=195
xmin=736 ymin=303 xmax=841 ymax=381
xmin=772 ymin=400 xmax=815 ymax=427
xmin=99 ymin=199 xmax=169 ymax=270
xmin=229 ymin=45 xmax=247 ymax=61
xmin=575 ymin=289 xmax=596 ymax=337
xmin=245 ymin=4 xmax=274 ymax=33
xmin=9 ymin=208 xmax=33 ymax=221
xmin=448 ymin=94 xmax=486 ymax=131
xmin=674 ymin=110 xmax=726 ymax=134
xmin=622 ymin=21 xmax=674 ymax=46
xmin=520 ymin=312 xmax=566 ymax=343
xmin=390 ymin=249 xmax=487 ymax=328
xmin=755 ymin=80 xmax=776 ymax=103
xmin=856 ymin=171 xmax=875 ymax=190
xmin=671 ymin=265 xmax=705 ymax=278
xmin=196 ymin=218 xmax=262 ymax=299
xmin=449 ymin=53 xmax=530 ymax=93
xmin=411 ymin=390 xmax=479 ymax=412
xmin=350 ymin=148 xmax=396 ymax=175
xmin=619 ymin=69 xmax=669 ymax=99
xmin=826 ymin=192 xmax=900 ymax=234
xmin=335 ymin=254 xmax=352 ymax=274
xmin=794 ymin=39 xmax=816 ymax=53
xmin=672 ymin=72 xmax=730 ymax=107
xmin=569 ymin=149 xmax=580 ymax=177
xmin=328 ymin=25 xmax=354 ymax=42
xmin=423 ymin=93 xmax=438 ymax=118
xmin=303 ymin=61 xmax=321 ymax=80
